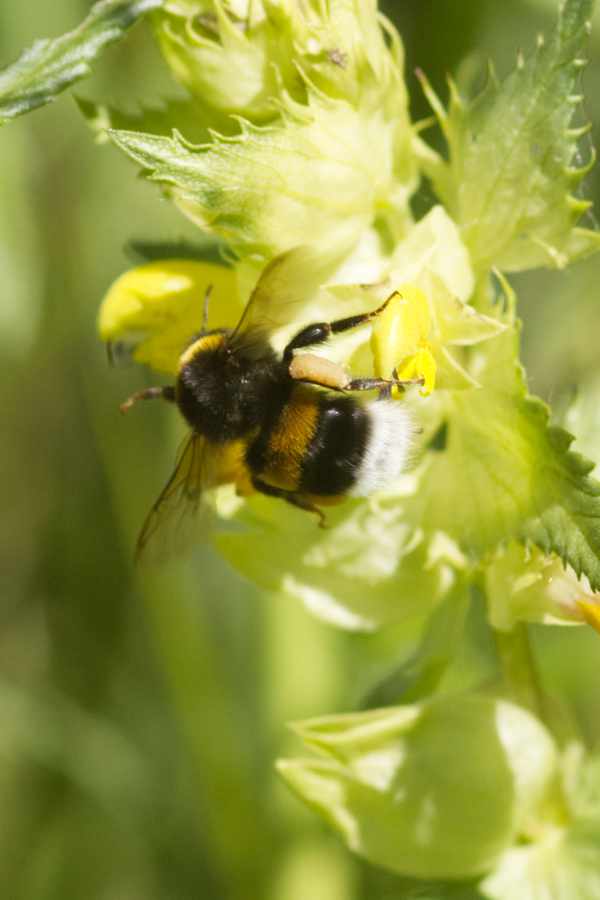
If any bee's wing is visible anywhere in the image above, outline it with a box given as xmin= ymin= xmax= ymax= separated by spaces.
xmin=231 ymin=246 xmax=338 ymax=342
xmin=135 ymin=431 xmax=215 ymax=562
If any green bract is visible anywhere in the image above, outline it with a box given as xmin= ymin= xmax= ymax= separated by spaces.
xmin=278 ymin=697 xmax=559 ymax=879
xmin=152 ymin=0 xmax=409 ymax=124
xmin=109 ymin=93 xmax=407 ymax=260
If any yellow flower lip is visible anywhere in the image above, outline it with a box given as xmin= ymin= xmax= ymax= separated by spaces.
xmin=576 ymin=598 xmax=600 ymax=635
xmin=371 ymin=285 xmax=437 ymax=396
xmin=98 ymin=258 xmax=239 ymax=375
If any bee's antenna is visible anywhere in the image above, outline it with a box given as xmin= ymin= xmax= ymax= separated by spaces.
xmin=201 ymin=284 xmax=213 ymax=332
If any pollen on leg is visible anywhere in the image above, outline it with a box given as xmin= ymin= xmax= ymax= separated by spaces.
xmin=289 ymin=353 xmax=351 ymax=390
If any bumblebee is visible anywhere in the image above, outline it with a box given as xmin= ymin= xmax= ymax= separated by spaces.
xmin=119 ymin=248 xmax=417 ymax=557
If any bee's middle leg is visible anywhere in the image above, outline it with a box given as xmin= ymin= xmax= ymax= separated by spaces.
xmin=251 ymin=477 xmax=327 ymax=527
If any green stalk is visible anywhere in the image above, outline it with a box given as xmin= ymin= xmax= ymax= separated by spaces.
xmin=494 ymin=622 xmax=545 ymax=718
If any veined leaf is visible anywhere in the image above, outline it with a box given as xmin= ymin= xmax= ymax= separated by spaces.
xmin=421 ymin=0 xmax=600 ymax=272
xmin=0 ymin=0 xmax=162 ymax=125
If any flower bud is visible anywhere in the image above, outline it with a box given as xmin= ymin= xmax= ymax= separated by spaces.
xmin=486 ymin=541 xmax=600 ymax=632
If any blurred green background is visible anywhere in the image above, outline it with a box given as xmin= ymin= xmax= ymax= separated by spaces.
xmin=1 ymin=2 xmax=600 ymax=898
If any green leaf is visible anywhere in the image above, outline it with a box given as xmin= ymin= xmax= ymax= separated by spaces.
xmin=0 ymin=0 xmax=162 ymax=125
xmin=421 ymin=0 xmax=600 ymax=272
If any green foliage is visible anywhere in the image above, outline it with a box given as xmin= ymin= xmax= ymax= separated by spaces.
xmin=0 ymin=0 xmax=162 ymax=125
xmin=3 ymin=0 xmax=600 ymax=897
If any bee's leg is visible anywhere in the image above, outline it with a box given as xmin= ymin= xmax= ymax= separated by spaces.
xmin=120 ymin=385 xmax=176 ymax=414
xmin=252 ymin=477 xmax=328 ymax=528
xmin=345 ymin=375 xmax=423 ymax=393
xmin=288 ymin=354 xmax=423 ymax=394
xmin=283 ymin=295 xmax=394 ymax=362
xmin=287 ymin=495 xmax=328 ymax=528
xmin=377 ymin=367 xmax=401 ymax=400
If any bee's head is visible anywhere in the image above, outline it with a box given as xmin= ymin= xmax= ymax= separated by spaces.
xmin=175 ymin=330 xmax=243 ymax=441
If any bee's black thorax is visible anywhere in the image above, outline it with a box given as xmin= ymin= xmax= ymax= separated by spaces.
xmin=175 ymin=331 xmax=287 ymax=443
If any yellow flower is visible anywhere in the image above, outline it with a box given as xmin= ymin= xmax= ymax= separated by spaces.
xmin=371 ymin=285 xmax=437 ymax=396
xmin=98 ymin=259 xmax=239 ymax=374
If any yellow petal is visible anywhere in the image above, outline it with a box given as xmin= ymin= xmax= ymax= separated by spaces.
xmin=371 ymin=284 xmax=432 ymax=379
xmin=577 ymin=598 xmax=600 ymax=635
xmin=395 ymin=346 xmax=437 ymax=397
xmin=414 ymin=346 xmax=437 ymax=396
xmin=98 ymin=260 xmax=239 ymax=375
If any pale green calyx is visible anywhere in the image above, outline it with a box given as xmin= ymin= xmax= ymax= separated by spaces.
xmin=278 ymin=696 xmax=559 ymax=879
xmin=481 ymin=744 xmax=600 ymax=900
xmin=152 ymin=0 xmax=407 ymax=124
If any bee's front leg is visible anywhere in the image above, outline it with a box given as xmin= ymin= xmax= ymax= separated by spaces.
xmin=282 ymin=295 xmax=393 ymax=362
xmin=119 ymin=385 xmax=176 ymax=414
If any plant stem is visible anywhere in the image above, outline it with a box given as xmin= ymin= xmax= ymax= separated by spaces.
xmin=494 ymin=623 xmax=545 ymax=718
